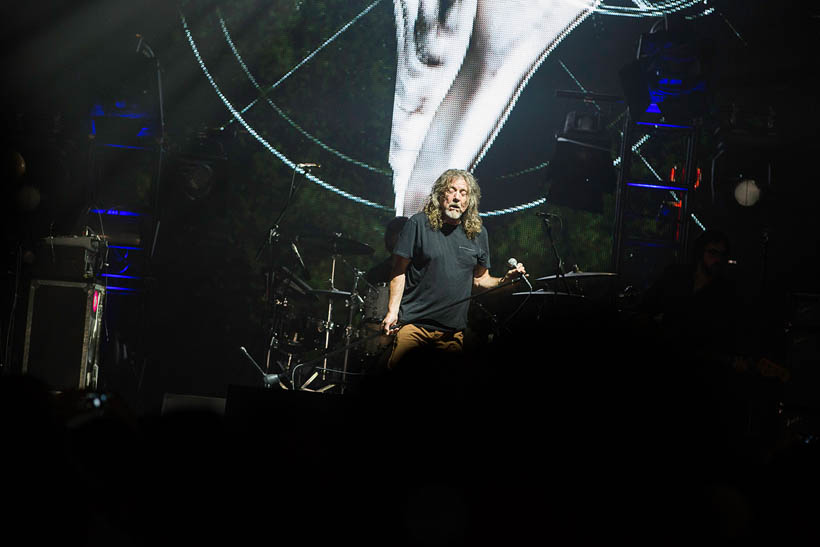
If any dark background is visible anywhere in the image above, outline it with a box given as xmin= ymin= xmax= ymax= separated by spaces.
xmin=2 ymin=0 xmax=819 ymax=413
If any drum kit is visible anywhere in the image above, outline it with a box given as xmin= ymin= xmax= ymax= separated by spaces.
xmin=249 ymin=225 xmax=620 ymax=392
xmin=261 ymin=232 xmax=392 ymax=393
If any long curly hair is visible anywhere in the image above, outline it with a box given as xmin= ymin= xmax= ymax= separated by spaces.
xmin=422 ymin=169 xmax=483 ymax=239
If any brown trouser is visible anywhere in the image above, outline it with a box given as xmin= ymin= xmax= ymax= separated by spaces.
xmin=387 ymin=324 xmax=464 ymax=369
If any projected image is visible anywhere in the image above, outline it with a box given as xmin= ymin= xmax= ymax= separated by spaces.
xmin=183 ymin=0 xmax=710 ymax=221
xmin=389 ymin=0 xmax=600 ymax=216
xmin=168 ymin=0 xmax=731 ymax=315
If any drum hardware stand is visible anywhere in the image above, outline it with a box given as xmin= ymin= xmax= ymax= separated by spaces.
xmin=340 ymin=261 xmax=369 ymax=394
xmin=264 ymin=306 xmax=298 ymax=381
xmin=341 ymin=255 xmax=379 ymax=293
xmin=320 ymin=246 xmax=341 ymax=383
xmin=265 ymin=261 xmax=308 ymax=382
xmin=313 ymin=234 xmax=363 ymax=384
xmin=297 ymin=242 xmax=342 ymax=390
xmin=294 ymin=233 xmax=374 ymax=391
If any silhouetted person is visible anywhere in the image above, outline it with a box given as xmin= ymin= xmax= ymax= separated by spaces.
xmin=635 ymin=230 xmax=782 ymax=481
xmin=638 ymin=229 xmax=740 ymax=364
xmin=365 ymin=215 xmax=408 ymax=286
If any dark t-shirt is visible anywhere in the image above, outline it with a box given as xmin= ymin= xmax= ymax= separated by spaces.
xmin=393 ymin=212 xmax=490 ymax=332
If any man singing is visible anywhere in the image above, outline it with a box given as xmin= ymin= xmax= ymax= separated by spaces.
xmin=381 ymin=168 xmax=525 ymax=368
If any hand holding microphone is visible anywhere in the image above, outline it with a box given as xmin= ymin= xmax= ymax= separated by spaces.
xmin=381 ymin=310 xmax=401 ymax=335
xmin=505 ymin=257 xmax=532 ymax=290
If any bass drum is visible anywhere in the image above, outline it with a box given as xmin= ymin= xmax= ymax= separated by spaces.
xmin=355 ymin=322 xmax=394 ymax=370
xmin=362 ymin=283 xmax=390 ymax=323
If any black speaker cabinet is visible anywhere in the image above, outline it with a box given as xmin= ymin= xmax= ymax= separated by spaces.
xmin=22 ymin=279 xmax=106 ymax=391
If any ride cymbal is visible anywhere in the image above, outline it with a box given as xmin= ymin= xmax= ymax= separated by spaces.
xmin=535 ymin=272 xmax=617 ymax=282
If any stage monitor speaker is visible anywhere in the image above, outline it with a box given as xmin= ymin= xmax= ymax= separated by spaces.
xmin=22 ymin=279 xmax=106 ymax=392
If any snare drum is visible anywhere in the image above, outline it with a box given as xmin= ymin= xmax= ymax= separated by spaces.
xmin=362 ymin=283 xmax=389 ymax=323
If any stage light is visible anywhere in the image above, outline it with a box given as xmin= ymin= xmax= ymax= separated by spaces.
xmin=619 ymin=22 xmax=710 ymax=123
xmin=710 ymin=131 xmax=774 ymax=210
xmin=172 ymin=129 xmax=228 ymax=204
xmin=178 ymin=159 xmax=215 ymax=201
xmin=733 ymin=178 xmax=761 ymax=207
xmin=545 ymin=111 xmax=616 ymax=213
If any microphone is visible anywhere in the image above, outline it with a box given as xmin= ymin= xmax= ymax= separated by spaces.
xmin=291 ymin=239 xmax=310 ymax=279
xmin=240 ymin=346 xmax=282 ymax=388
xmin=507 ymin=257 xmax=533 ymax=291
xmin=297 ymin=162 xmax=320 ymax=168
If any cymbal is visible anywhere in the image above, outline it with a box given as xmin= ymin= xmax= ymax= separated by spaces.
xmin=536 ymin=272 xmax=618 ymax=282
xmin=311 ymin=289 xmax=352 ymax=298
xmin=298 ymin=233 xmax=374 ymax=256
xmin=512 ymin=289 xmax=584 ymax=298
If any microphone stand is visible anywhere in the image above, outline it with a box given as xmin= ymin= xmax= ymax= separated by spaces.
xmin=250 ymin=164 xmax=313 ymax=384
xmin=254 ymin=165 xmax=310 ymax=262
xmin=539 ymin=214 xmax=573 ymax=296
